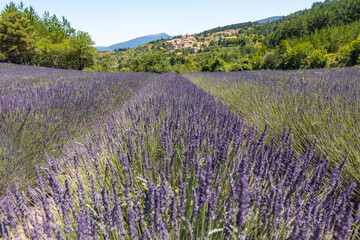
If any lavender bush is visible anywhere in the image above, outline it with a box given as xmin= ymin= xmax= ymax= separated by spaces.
xmin=184 ymin=68 xmax=360 ymax=200
xmin=0 ymin=71 xmax=358 ymax=239
xmin=0 ymin=63 xmax=155 ymax=192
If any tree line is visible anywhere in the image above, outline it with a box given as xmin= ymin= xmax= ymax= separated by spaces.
xmin=0 ymin=2 xmax=96 ymax=70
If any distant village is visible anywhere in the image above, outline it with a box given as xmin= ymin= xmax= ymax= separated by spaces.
xmin=165 ymin=29 xmax=241 ymax=54
xmin=165 ymin=35 xmax=202 ymax=53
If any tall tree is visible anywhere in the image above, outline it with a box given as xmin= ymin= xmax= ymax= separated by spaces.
xmin=0 ymin=2 xmax=35 ymax=64
xmin=68 ymin=31 xmax=96 ymax=70
xmin=0 ymin=2 xmax=96 ymax=70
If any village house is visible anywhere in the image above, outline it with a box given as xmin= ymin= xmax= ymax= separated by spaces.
xmin=166 ymin=34 xmax=200 ymax=51
xmin=224 ymin=36 xmax=238 ymax=40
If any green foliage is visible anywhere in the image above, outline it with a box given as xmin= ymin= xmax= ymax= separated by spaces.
xmin=308 ymin=49 xmax=328 ymax=68
xmin=200 ymin=58 xmax=213 ymax=72
xmin=220 ymin=37 xmax=246 ymax=47
xmin=186 ymin=59 xmax=195 ymax=71
xmin=251 ymin=55 xmax=264 ymax=70
xmin=40 ymin=11 xmax=75 ymax=43
xmin=251 ymin=45 xmax=268 ymax=70
xmin=268 ymin=0 xmax=360 ymax=47
xmin=130 ymin=52 xmax=171 ymax=74
xmin=67 ymin=31 xmax=96 ymax=70
xmin=284 ymin=42 xmax=315 ymax=69
xmin=0 ymin=2 xmax=95 ymax=70
xmin=201 ymin=58 xmax=226 ymax=72
xmin=211 ymin=58 xmax=226 ymax=72
xmin=338 ymin=38 xmax=360 ymax=66
xmin=0 ymin=52 xmax=5 ymax=61
xmin=35 ymin=38 xmax=71 ymax=68
xmin=288 ymin=20 xmax=360 ymax=53
xmin=263 ymin=51 xmax=278 ymax=69
xmin=209 ymin=40 xmax=217 ymax=46
xmin=0 ymin=3 xmax=35 ymax=64
xmin=256 ymin=45 xmax=269 ymax=57
xmin=231 ymin=58 xmax=253 ymax=71
xmin=198 ymin=21 xmax=255 ymax=36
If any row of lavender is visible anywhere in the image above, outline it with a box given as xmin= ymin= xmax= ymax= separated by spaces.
xmin=184 ymin=68 xmax=360 ymax=200
xmin=0 ymin=72 xmax=357 ymax=239
xmin=0 ymin=63 xmax=155 ymax=192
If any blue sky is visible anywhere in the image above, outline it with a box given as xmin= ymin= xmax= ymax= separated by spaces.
xmin=1 ymin=0 xmax=320 ymax=46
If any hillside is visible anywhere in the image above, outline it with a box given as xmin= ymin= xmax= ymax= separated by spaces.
xmin=197 ymin=15 xmax=282 ymax=35
xmin=94 ymin=0 xmax=360 ymax=73
xmin=96 ymin=33 xmax=172 ymax=52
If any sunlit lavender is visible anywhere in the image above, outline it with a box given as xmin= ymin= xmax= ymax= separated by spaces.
xmin=0 ymin=63 xmax=155 ymax=192
xmin=185 ymin=68 xmax=360 ymax=200
xmin=0 ymin=65 xmax=359 ymax=239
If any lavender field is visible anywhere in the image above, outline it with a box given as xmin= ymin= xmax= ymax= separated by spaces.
xmin=0 ymin=64 xmax=359 ymax=239
xmin=0 ymin=63 xmax=156 ymax=192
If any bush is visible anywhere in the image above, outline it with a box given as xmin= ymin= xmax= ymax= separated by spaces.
xmin=349 ymin=40 xmax=360 ymax=65
xmin=211 ymin=58 xmax=226 ymax=72
xmin=286 ymin=42 xmax=314 ymax=69
xmin=338 ymin=38 xmax=360 ymax=66
xmin=251 ymin=55 xmax=264 ymax=70
xmin=201 ymin=59 xmax=213 ymax=72
xmin=263 ymin=51 xmax=279 ymax=69
xmin=231 ymin=58 xmax=253 ymax=71
xmin=129 ymin=52 xmax=171 ymax=74
xmin=0 ymin=52 xmax=5 ymax=61
xmin=308 ymin=49 xmax=328 ymax=68
xmin=326 ymin=53 xmax=339 ymax=68
xmin=201 ymin=58 xmax=226 ymax=72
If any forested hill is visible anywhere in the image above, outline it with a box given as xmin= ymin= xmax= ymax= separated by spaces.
xmin=197 ymin=16 xmax=282 ymax=36
xmin=199 ymin=0 xmax=360 ymax=46
xmin=0 ymin=2 xmax=96 ymax=70
xmin=267 ymin=0 xmax=360 ymax=47
xmin=96 ymin=0 xmax=360 ymax=73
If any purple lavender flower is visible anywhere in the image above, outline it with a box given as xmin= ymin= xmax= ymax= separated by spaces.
xmin=236 ymin=175 xmax=250 ymax=227
xmin=0 ymin=68 xmax=359 ymax=240
xmin=128 ymin=207 xmax=138 ymax=240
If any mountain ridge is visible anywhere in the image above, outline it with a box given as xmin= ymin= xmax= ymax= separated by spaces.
xmin=96 ymin=33 xmax=172 ymax=52
xmin=257 ymin=16 xmax=282 ymax=23
xmin=96 ymin=16 xmax=282 ymax=52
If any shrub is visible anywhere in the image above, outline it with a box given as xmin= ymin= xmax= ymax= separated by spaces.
xmin=338 ymin=38 xmax=360 ymax=66
xmin=285 ymin=42 xmax=314 ymax=69
xmin=211 ymin=58 xmax=226 ymax=72
xmin=308 ymin=49 xmax=328 ymax=68
xmin=231 ymin=58 xmax=253 ymax=71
